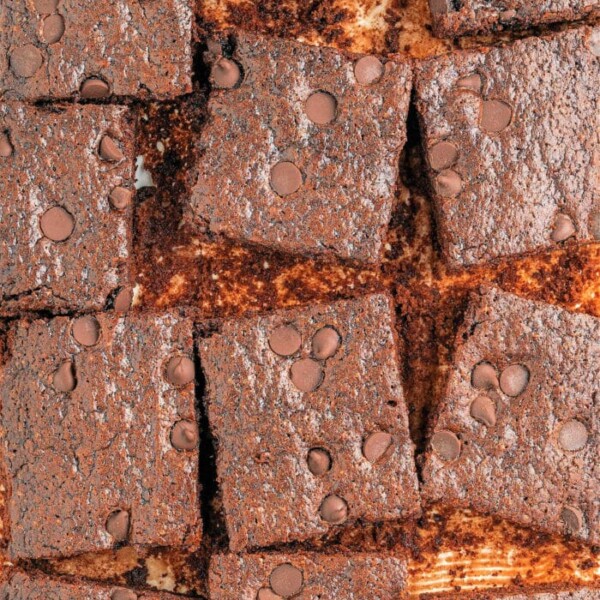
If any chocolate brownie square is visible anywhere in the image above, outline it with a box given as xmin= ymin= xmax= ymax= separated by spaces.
xmin=429 ymin=0 xmax=600 ymax=38
xmin=422 ymin=287 xmax=600 ymax=545
xmin=1 ymin=312 xmax=201 ymax=559
xmin=0 ymin=0 xmax=193 ymax=100
xmin=209 ymin=551 xmax=409 ymax=599
xmin=0 ymin=102 xmax=134 ymax=315
xmin=189 ymin=32 xmax=412 ymax=264
xmin=199 ymin=293 xmax=420 ymax=551
xmin=415 ymin=27 xmax=600 ymax=267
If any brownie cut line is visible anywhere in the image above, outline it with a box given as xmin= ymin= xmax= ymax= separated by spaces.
xmin=199 ymin=293 xmax=421 ymax=551
xmin=422 ymin=286 xmax=600 ymax=545
xmin=189 ymin=31 xmax=412 ymax=264
xmin=415 ymin=26 xmax=600 ymax=268
xmin=0 ymin=312 xmax=201 ymax=560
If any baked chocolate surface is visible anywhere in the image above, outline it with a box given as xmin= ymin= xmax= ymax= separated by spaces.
xmin=429 ymin=0 xmax=600 ymax=38
xmin=422 ymin=286 xmax=600 ymax=545
xmin=0 ymin=0 xmax=193 ymax=100
xmin=0 ymin=102 xmax=133 ymax=315
xmin=199 ymin=293 xmax=420 ymax=551
xmin=415 ymin=26 xmax=600 ymax=268
xmin=1 ymin=312 xmax=201 ymax=560
xmin=189 ymin=32 xmax=412 ymax=264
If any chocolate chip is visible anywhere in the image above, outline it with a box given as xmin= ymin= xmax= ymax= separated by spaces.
xmin=471 ymin=361 xmax=499 ymax=390
xmin=470 ymin=396 xmax=497 ymax=427
xmin=34 ymin=0 xmax=59 ymax=12
xmin=551 ymin=213 xmax=576 ymax=242
xmin=363 ymin=432 xmax=393 ymax=463
xmin=106 ymin=509 xmax=130 ymax=542
xmin=480 ymin=100 xmax=512 ymax=133
xmin=290 ymin=358 xmax=323 ymax=392
xmin=558 ymin=420 xmax=588 ymax=452
xmin=456 ymin=73 xmax=482 ymax=93
xmin=109 ymin=186 xmax=133 ymax=210
xmin=434 ymin=169 xmax=462 ymax=197
xmin=561 ymin=505 xmax=584 ymax=533
xmin=111 ymin=590 xmax=137 ymax=600
xmin=307 ymin=448 xmax=331 ymax=476
xmin=171 ymin=420 xmax=199 ymax=451
xmin=99 ymin=135 xmax=125 ymax=162
xmin=268 ymin=325 xmax=301 ymax=357
xmin=319 ymin=494 xmax=348 ymax=523
xmin=270 ymin=162 xmax=302 ymax=197
xmin=257 ymin=588 xmax=280 ymax=600
xmin=0 ymin=133 xmax=13 ymax=158
xmin=269 ymin=564 xmax=303 ymax=598
xmin=429 ymin=141 xmax=459 ymax=171
xmin=42 ymin=14 xmax=65 ymax=44
xmin=80 ymin=78 xmax=111 ymax=99
xmin=114 ymin=287 xmax=133 ymax=313
xmin=431 ymin=431 xmax=461 ymax=461
xmin=40 ymin=206 xmax=75 ymax=242
xmin=311 ymin=326 xmax=340 ymax=360
xmin=499 ymin=364 xmax=529 ymax=397
xmin=354 ymin=55 xmax=384 ymax=86
xmin=53 ymin=360 xmax=76 ymax=393
xmin=72 ymin=315 xmax=101 ymax=347
xmin=165 ymin=356 xmax=195 ymax=386
xmin=211 ymin=58 xmax=242 ymax=89
xmin=430 ymin=0 xmax=449 ymax=13
xmin=305 ymin=91 xmax=337 ymax=125
xmin=10 ymin=45 xmax=43 ymax=78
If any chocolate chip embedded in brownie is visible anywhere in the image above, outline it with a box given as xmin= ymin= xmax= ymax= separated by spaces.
xmin=414 ymin=26 xmax=600 ymax=267
xmin=0 ymin=103 xmax=134 ymax=315
xmin=189 ymin=32 xmax=412 ymax=264
xmin=209 ymin=551 xmax=408 ymax=599
xmin=1 ymin=312 xmax=201 ymax=560
xmin=0 ymin=0 xmax=193 ymax=100
xmin=429 ymin=0 xmax=600 ymax=38
xmin=422 ymin=286 xmax=600 ymax=545
xmin=199 ymin=293 xmax=420 ymax=551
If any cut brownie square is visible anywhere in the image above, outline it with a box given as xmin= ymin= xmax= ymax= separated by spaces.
xmin=0 ymin=102 xmax=133 ymax=315
xmin=189 ymin=32 xmax=412 ymax=264
xmin=0 ymin=0 xmax=193 ymax=100
xmin=422 ymin=287 xmax=600 ymax=545
xmin=199 ymin=293 xmax=420 ymax=551
xmin=209 ymin=551 xmax=408 ymax=599
xmin=429 ymin=0 xmax=600 ymax=38
xmin=1 ymin=312 xmax=201 ymax=560
xmin=415 ymin=27 xmax=600 ymax=267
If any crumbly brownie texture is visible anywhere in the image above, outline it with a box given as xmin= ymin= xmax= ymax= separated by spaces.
xmin=0 ymin=102 xmax=133 ymax=315
xmin=415 ymin=27 xmax=600 ymax=268
xmin=209 ymin=552 xmax=408 ymax=600
xmin=1 ymin=312 xmax=201 ymax=560
xmin=199 ymin=293 xmax=420 ymax=551
xmin=190 ymin=32 xmax=412 ymax=264
xmin=0 ymin=0 xmax=192 ymax=100
xmin=422 ymin=287 xmax=600 ymax=544
xmin=429 ymin=0 xmax=600 ymax=38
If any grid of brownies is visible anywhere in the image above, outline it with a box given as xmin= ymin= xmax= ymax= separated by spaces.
xmin=0 ymin=0 xmax=599 ymax=599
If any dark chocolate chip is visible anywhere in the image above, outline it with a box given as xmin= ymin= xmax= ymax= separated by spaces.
xmin=34 ymin=0 xmax=58 ymax=12
xmin=72 ymin=315 xmax=101 ymax=347
xmin=10 ymin=45 xmax=43 ymax=78
xmin=471 ymin=361 xmax=499 ymax=390
xmin=434 ymin=169 xmax=462 ymax=197
xmin=363 ymin=431 xmax=393 ymax=463
xmin=307 ymin=448 xmax=331 ymax=476
xmin=561 ymin=505 xmax=584 ymax=533
xmin=429 ymin=141 xmax=459 ymax=171
xmin=42 ymin=14 xmax=65 ymax=44
xmin=305 ymin=91 xmax=337 ymax=125
xmin=558 ymin=420 xmax=588 ymax=452
xmin=268 ymin=325 xmax=301 ymax=357
xmin=551 ymin=213 xmax=576 ymax=242
xmin=81 ymin=78 xmax=111 ymax=99
xmin=165 ymin=356 xmax=195 ymax=386
xmin=290 ymin=358 xmax=323 ymax=392
xmin=211 ymin=58 xmax=241 ymax=89
xmin=480 ymin=100 xmax=512 ymax=133
xmin=257 ymin=588 xmax=280 ymax=600
xmin=106 ymin=509 xmax=130 ymax=542
xmin=40 ymin=206 xmax=75 ymax=242
xmin=0 ymin=133 xmax=13 ymax=158
xmin=53 ymin=360 xmax=76 ymax=393
xmin=111 ymin=590 xmax=137 ymax=600
xmin=270 ymin=162 xmax=302 ymax=197
xmin=114 ymin=287 xmax=133 ymax=313
xmin=456 ymin=73 xmax=482 ymax=93
xmin=311 ymin=326 xmax=340 ymax=360
xmin=319 ymin=494 xmax=348 ymax=523
xmin=109 ymin=186 xmax=133 ymax=210
xmin=431 ymin=431 xmax=461 ymax=461
xmin=354 ymin=55 xmax=384 ymax=85
xmin=99 ymin=135 xmax=125 ymax=162
xmin=470 ymin=396 xmax=497 ymax=427
xmin=171 ymin=420 xmax=199 ymax=451
xmin=269 ymin=564 xmax=303 ymax=598
xmin=499 ymin=364 xmax=529 ymax=397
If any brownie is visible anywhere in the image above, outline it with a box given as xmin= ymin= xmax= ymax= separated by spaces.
xmin=189 ymin=32 xmax=412 ymax=264
xmin=0 ymin=0 xmax=192 ymax=100
xmin=0 ymin=102 xmax=134 ymax=315
xmin=209 ymin=551 xmax=408 ymax=599
xmin=422 ymin=286 xmax=600 ymax=545
xmin=429 ymin=0 xmax=600 ymax=38
xmin=414 ymin=27 xmax=600 ymax=268
xmin=0 ymin=312 xmax=201 ymax=560
xmin=199 ymin=293 xmax=420 ymax=551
